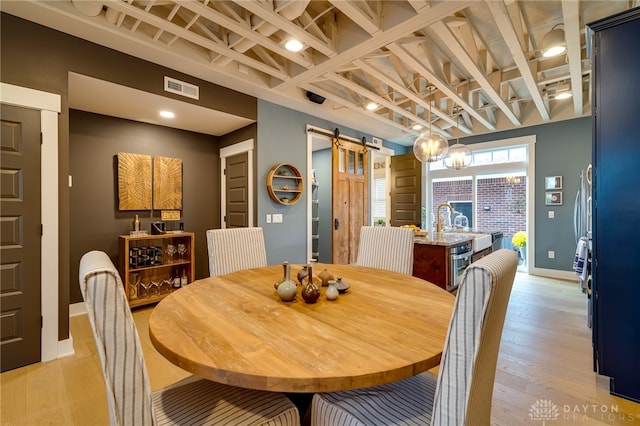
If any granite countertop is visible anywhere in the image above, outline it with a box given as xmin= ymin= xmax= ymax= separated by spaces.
xmin=414 ymin=233 xmax=473 ymax=247
xmin=447 ymin=229 xmax=502 ymax=236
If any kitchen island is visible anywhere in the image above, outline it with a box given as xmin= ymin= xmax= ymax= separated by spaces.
xmin=413 ymin=233 xmax=473 ymax=291
xmin=412 ymin=230 xmax=502 ymax=291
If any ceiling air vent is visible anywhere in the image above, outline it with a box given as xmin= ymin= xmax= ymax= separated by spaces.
xmin=164 ymin=76 xmax=199 ymax=100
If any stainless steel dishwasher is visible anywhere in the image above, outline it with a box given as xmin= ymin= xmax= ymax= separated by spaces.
xmin=448 ymin=242 xmax=472 ymax=291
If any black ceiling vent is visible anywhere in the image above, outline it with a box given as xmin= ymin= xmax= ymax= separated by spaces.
xmin=306 ymin=91 xmax=326 ymax=105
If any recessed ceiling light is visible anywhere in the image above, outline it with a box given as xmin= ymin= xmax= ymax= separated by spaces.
xmin=412 ymin=124 xmax=423 ymax=131
xmin=365 ymin=102 xmax=379 ymax=111
xmin=554 ymin=92 xmax=572 ymax=100
xmin=285 ymin=39 xmax=304 ymax=52
xmin=160 ymin=110 xmax=175 ymax=118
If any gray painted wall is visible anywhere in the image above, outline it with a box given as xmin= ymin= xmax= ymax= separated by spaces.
xmin=460 ymin=116 xmax=592 ymax=271
xmin=257 ymin=98 xmax=590 ymax=271
xmin=257 ymin=99 xmax=386 ymax=264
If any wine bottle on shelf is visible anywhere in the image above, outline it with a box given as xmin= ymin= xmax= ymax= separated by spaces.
xmin=172 ymin=269 xmax=181 ymax=289
xmin=180 ymin=269 xmax=188 ymax=287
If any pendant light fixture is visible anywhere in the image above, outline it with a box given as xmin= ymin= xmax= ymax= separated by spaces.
xmin=542 ymin=24 xmax=566 ymax=58
xmin=443 ymin=109 xmax=472 ymax=170
xmin=413 ymin=83 xmax=448 ymax=163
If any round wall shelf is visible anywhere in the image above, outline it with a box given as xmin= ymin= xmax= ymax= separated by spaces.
xmin=266 ymin=163 xmax=303 ymax=205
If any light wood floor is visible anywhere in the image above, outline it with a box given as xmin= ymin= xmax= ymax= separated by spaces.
xmin=2 ymin=273 xmax=639 ymax=425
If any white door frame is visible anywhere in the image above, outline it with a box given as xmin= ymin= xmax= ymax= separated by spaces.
xmin=0 ymin=82 xmax=65 ymax=361
xmin=306 ymin=128 xmax=331 ymax=261
xmin=220 ymin=139 xmax=254 ymax=228
xmin=368 ymin=146 xmax=394 ymax=225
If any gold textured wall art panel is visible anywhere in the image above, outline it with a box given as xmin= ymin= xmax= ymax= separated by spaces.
xmin=117 ymin=153 xmax=152 ymax=210
xmin=153 ymin=156 xmax=182 ymax=210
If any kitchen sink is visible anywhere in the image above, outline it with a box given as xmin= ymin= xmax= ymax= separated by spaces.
xmin=447 ymin=232 xmax=492 ymax=253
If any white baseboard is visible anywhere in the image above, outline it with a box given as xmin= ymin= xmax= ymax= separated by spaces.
xmin=58 ymin=302 xmax=87 ymax=360
xmin=529 ymin=267 xmax=579 ymax=282
xmin=69 ymin=302 xmax=87 ymax=317
xmin=57 ymin=334 xmax=75 ymax=359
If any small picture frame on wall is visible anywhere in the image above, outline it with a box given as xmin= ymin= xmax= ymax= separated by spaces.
xmin=545 ymin=176 xmax=562 ymax=190
xmin=545 ymin=191 xmax=563 ymax=205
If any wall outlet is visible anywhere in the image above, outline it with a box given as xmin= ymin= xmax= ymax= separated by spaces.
xmin=273 ymin=214 xmax=283 ymax=223
xmin=548 ymin=250 xmax=555 ymax=259
xmin=266 ymin=214 xmax=271 ymax=224
xmin=548 ymin=210 xmax=554 ymax=219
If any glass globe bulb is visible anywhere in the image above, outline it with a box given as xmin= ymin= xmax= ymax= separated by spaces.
xmin=413 ymin=132 xmax=448 ymax=163
xmin=443 ymin=143 xmax=472 ymax=170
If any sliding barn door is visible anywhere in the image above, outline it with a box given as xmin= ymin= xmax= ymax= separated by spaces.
xmin=332 ymin=139 xmax=368 ymax=264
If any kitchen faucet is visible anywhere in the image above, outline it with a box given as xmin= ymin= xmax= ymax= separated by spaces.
xmin=436 ymin=203 xmax=454 ymax=233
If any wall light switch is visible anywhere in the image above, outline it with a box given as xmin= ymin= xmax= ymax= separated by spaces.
xmin=548 ymin=210 xmax=555 ymax=219
xmin=548 ymin=250 xmax=555 ymax=259
xmin=266 ymin=214 xmax=272 ymax=224
xmin=273 ymin=214 xmax=283 ymax=223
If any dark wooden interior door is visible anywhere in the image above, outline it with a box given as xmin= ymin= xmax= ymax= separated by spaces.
xmin=1 ymin=104 xmax=42 ymax=372
xmin=225 ymin=152 xmax=249 ymax=228
xmin=332 ymin=139 xmax=368 ymax=264
xmin=390 ymin=152 xmax=422 ymax=227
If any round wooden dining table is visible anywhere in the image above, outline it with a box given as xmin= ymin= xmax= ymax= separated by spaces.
xmin=148 ymin=264 xmax=455 ymax=393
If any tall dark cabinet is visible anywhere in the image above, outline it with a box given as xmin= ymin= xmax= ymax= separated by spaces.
xmin=589 ymin=8 xmax=640 ymax=403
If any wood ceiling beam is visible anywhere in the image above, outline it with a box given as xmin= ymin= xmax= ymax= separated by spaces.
xmin=105 ymin=0 xmax=290 ymax=81
xmin=387 ymin=42 xmax=496 ymax=131
xmin=230 ymin=0 xmax=336 ymax=57
xmin=407 ymin=0 xmax=429 ymax=13
xmin=324 ymin=72 xmax=451 ymax=137
xmin=275 ymin=1 xmax=472 ymax=91
xmin=178 ymin=1 xmax=314 ymax=69
xmin=429 ymin=19 xmax=521 ymax=126
xmin=487 ymin=1 xmax=550 ymax=121
xmin=354 ymin=59 xmax=473 ymax=134
xmin=328 ymin=0 xmax=380 ymax=35
xmin=301 ymin=83 xmax=415 ymax=136
xmin=561 ymin=0 xmax=584 ymax=115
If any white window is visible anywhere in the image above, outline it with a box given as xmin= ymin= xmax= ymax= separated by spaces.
xmin=373 ymin=177 xmax=386 ymax=219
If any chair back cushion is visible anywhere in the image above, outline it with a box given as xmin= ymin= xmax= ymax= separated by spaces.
xmin=431 ymin=249 xmax=517 ymax=426
xmin=355 ymin=226 xmax=415 ymax=275
xmin=79 ymin=251 xmax=154 ymax=426
xmin=206 ymin=227 xmax=268 ymax=276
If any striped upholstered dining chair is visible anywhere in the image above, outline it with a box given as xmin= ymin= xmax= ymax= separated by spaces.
xmin=206 ymin=227 xmax=268 ymax=277
xmin=79 ymin=250 xmax=299 ymax=426
xmin=354 ymin=226 xmax=415 ymax=275
xmin=311 ymin=249 xmax=518 ymax=426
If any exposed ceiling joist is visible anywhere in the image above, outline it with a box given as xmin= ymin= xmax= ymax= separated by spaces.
xmin=229 ymin=0 xmax=336 ymax=57
xmin=429 ymin=19 xmax=521 ymax=126
xmin=387 ymin=42 xmax=496 ymax=131
xmin=275 ymin=1 xmax=473 ymax=91
xmin=562 ymin=0 xmax=585 ymax=115
xmin=5 ymin=0 xmax=629 ymax=145
xmin=488 ymin=0 xmax=550 ymax=121
xmin=328 ymin=0 xmax=380 ymax=35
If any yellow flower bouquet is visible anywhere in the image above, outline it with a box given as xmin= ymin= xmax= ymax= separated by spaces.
xmin=512 ymin=231 xmax=527 ymax=248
